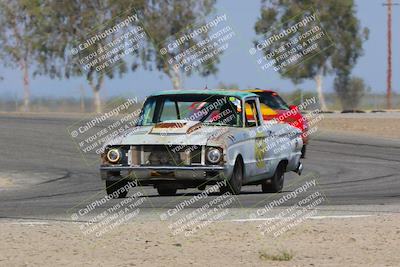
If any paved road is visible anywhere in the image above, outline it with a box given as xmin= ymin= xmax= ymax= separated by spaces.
xmin=0 ymin=114 xmax=399 ymax=221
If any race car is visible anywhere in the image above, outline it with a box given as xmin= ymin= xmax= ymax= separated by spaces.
xmin=246 ymin=89 xmax=309 ymax=158
xmin=100 ymin=90 xmax=303 ymax=197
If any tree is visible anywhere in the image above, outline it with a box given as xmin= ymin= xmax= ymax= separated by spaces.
xmin=0 ymin=0 xmax=40 ymax=112
xmin=141 ymin=0 xmax=220 ymax=89
xmin=32 ymin=0 xmax=147 ymax=113
xmin=334 ymin=75 xmax=367 ymax=110
xmin=254 ymin=0 xmax=368 ymax=110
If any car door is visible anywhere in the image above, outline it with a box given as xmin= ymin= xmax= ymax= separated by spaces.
xmin=242 ymin=97 xmax=268 ymax=181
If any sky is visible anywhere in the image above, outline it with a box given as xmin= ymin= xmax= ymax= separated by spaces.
xmin=0 ymin=0 xmax=399 ymax=101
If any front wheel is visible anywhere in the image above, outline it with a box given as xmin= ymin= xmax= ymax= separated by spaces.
xmin=262 ymin=163 xmax=285 ymax=193
xmin=106 ymin=180 xmax=128 ymax=198
xmin=221 ymin=159 xmax=243 ymax=195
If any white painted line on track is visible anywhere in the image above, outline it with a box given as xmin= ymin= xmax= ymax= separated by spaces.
xmin=307 ymin=215 xmax=372 ymax=219
xmin=6 ymin=221 xmax=50 ymax=225
xmin=0 ymin=215 xmax=375 ymax=225
xmin=231 ymin=214 xmax=372 ymax=222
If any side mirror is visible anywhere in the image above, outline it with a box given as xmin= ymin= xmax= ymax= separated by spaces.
xmin=289 ymin=105 xmax=298 ymax=110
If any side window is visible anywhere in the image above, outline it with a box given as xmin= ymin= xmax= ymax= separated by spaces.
xmin=245 ymin=99 xmax=261 ymax=127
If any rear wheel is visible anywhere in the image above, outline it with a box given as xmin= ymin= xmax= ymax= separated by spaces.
xmin=106 ymin=180 xmax=128 ymax=198
xmin=301 ymin=145 xmax=306 ymax=158
xmin=157 ymin=185 xmax=178 ymax=196
xmin=221 ymin=158 xmax=243 ymax=195
xmin=262 ymin=163 xmax=285 ymax=193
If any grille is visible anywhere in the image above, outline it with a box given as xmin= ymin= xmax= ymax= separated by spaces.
xmin=129 ymin=145 xmax=203 ymax=166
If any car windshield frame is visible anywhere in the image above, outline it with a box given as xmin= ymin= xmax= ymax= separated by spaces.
xmin=136 ymin=94 xmax=244 ymax=127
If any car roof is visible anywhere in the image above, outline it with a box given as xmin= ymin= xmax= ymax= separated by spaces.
xmin=151 ymin=89 xmax=258 ymax=99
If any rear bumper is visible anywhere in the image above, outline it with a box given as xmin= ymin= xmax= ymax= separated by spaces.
xmin=100 ymin=165 xmax=226 ymax=182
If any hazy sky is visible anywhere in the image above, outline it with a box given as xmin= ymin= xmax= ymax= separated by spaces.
xmin=0 ymin=0 xmax=399 ymax=100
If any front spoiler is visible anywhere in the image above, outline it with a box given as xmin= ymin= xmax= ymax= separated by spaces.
xmin=100 ymin=165 xmax=226 ymax=182
xmin=100 ymin=165 xmax=224 ymax=171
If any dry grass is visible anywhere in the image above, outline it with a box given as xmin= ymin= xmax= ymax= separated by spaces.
xmin=259 ymin=250 xmax=294 ymax=261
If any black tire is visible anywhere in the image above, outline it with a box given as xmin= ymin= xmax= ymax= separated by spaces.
xmin=221 ymin=158 xmax=243 ymax=195
xmin=301 ymin=145 xmax=306 ymax=159
xmin=197 ymin=184 xmax=206 ymax=191
xmin=262 ymin=163 xmax=285 ymax=193
xmin=157 ymin=185 xmax=177 ymax=196
xmin=106 ymin=180 xmax=128 ymax=198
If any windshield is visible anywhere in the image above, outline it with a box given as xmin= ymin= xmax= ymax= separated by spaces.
xmin=137 ymin=94 xmax=243 ymax=127
xmin=256 ymin=92 xmax=289 ymax=110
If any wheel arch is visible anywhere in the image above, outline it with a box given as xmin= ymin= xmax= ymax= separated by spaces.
xmin=235 ymin=154 xmax=244 ymax=168
xmin=279 ymin=159 xmax=289 ymax=172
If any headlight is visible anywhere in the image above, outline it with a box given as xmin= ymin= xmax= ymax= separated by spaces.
xmin=206 ymin=147 xmax=222 ymax=164
xmin=106 ymin=148 xmax=121 ymax=163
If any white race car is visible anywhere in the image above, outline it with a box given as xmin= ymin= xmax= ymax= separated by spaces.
xmin=100 ymin=90 xmax=303 ymax=197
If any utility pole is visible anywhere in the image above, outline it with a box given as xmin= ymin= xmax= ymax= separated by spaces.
xmin=383 ymin=0 xmax=399 ymax=109
xmin=386 ymin=0 xmax=392 ymax=109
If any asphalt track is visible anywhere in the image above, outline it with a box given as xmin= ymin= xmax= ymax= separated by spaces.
xmin=0 ymin=114 xmax=400 ymax=222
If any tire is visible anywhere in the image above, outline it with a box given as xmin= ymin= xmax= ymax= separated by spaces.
xmin=157 ymin=185 xmax=177 ymax=196
xmin=197 ymin=184 xmax=206 ymax=191
xmin=262 ymin=163 xmax=285 ymax=193
xmin=221 ymin=158 xmax=243 ymax=195
xmin=106 ymin=180 xmax=128 ymax=198
xmin=301 ymin=145 xmax=306 ymax=158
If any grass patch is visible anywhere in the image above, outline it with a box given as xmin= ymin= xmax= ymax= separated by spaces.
xmin=259 ymin=250 xmax=294 ymax=261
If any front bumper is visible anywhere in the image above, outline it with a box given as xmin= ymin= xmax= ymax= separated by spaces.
xmin=100 ymin=165 xmax=226 ymax=182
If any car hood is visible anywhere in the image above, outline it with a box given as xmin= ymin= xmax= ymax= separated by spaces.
xmin=107 ymin=120 xmax=232 ymax=147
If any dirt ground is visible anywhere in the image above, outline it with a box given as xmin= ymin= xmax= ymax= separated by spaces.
xmin=317 ymin=115 xmax=400 ymax=140
xmin=1 ymin=215 xmax=399 ymax=266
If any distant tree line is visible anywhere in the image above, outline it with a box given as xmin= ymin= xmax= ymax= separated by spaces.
xmin=0 ymin=0 xmax=218 ymax=113
xmin=254 ymin=0 xmax=369 ymax=110
xmin=0 ymin=0 xmax=368 ymax=112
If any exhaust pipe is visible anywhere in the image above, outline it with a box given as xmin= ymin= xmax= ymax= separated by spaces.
xmin=294 ymin=162 xmax=303 ymax=175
